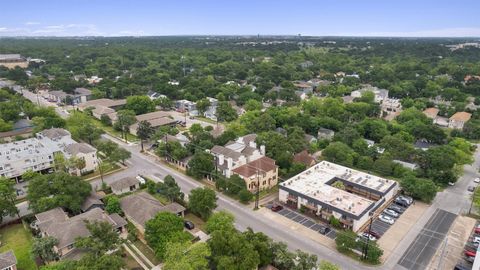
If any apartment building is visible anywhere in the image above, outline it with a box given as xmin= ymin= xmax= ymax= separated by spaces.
xmin=279 ymin=161 xmax=398 ymax=231
xmin=0 ymin=128 xmax=98 ymax=181
xmin=210 ymin=134 xmax=265 ymax=178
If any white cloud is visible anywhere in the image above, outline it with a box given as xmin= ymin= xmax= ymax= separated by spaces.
xmin=116 ymin=30 xmax=148 ymax=36
xmin=25 ymin=22 xmax=40 ymax=25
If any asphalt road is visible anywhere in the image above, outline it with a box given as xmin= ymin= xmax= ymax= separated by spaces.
xmin=397 ymin=209 xmax=457 ymax=270
xmin=13 ymin=85 xmax=480 ymax=270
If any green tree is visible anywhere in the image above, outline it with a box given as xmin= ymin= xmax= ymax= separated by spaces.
xmin=104 ymin=196 xmax=122 ymax=214
xmin=0 ymin=178 xmax=19 ymax=223
xmin=137 ymin=120 xmax=153 ymax=151
xmin=27 ymin=172 xmax=91 ymax=213
xmin=293 ymin=250 xmax=318 ymax=270
xmin=335 ymin=230 xmax=357 ymax=253
xmin=109 ymin=147 xmax=131 ymax=165
xmin=363 ymin=241 xmax=383 ymax=264
xmin=208 ymin=229 xmax=260 ymax=270
xmin=244 ymin=99 xmax=262 ymax=111
xmin=163 ymin=242 xmax=211 ymax=270
xmin=126 ymin=95 xmax=155 ymax=115
xmin=322 ymin=142 xmax=356 ymax=167
xmin=271 ymin=242 xmax=295 ymax=270
xmin=188 ymin=187 xmax=217 ymax=220
xmin=32 ymin=236 xmax=59 ymax=263
xmin=100 ymin=114 xmax=112 ymax=126
xmin=319 ymin=260 xmax=341 ymax=270
xmin=196 ymin=98 xmax=211 ymax=115
xmin=145 ymin=212 xmax=191 ymax=259
xmin=216 ymin=101 xmax=238 ymax=122
xmin=187 ymin=151 xmax=215 ymax=179
xmin=115 ymin=109 xmax=136 ymax=142
xmin=157 ymin=175 xmax=184 ymax=203
xmin=239 ymin=189 xmax=253 ymax=203
xmin=243 ymin=228 xmax=274 ymax=267
xmin=206 ymin=211 xmax=235 ymax=233
xmin=75 ymin=221 xmax=122 ymax=257
xmin=155 ymin=97 xmax=174 ymax=110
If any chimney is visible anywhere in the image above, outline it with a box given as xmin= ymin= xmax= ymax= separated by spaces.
xmin=260 ymin=145 xmax=266 ymax=155
xmin=218 ymin=154 xmax=224 ymax=165
xmin=227 ymin=157 xmax=233 ymax=169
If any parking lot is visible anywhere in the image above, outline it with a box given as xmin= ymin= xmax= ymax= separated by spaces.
xmin=266 ymin=203 xmax=336 ymax=239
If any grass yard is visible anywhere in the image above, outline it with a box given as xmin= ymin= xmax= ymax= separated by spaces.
xmin=0 ymin=223 xmax=37 ymax=270
xmin=81 ymin=161 xmax=121 ymax=180
xmin=132 ymin=240 xmax=161 ymax=265
xmin=121 ymin=248 xmax=143 ymax=270
xmin=76 ymin=111 xmax=139 ymax=142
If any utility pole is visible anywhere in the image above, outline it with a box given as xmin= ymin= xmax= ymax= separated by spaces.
xmin=254 ymin=169 xmax=260 ymax=210
xmin=363 ymin=213 xmax=374 ymax=260
xmin=164 ymin=134 xmax=168 ymax=162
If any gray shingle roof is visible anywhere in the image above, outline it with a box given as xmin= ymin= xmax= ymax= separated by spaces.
xmin=211 ymin=145 xmax=242 ymax=160
xmin=0 ymin=251 xmax=17 ymax=269
xmin=110 ymin=177 xmax=140 ymax=191
xmin=40 ymin=128 xmax=70 ymax=140
xmin=120 ymin=192 xmax=185 ymax=228
xmin=65 ymin=143 xmax=96 ymax=155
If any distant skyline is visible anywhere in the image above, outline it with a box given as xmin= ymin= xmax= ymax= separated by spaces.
xmin=1 ymin=0 xmax=479 ymax=37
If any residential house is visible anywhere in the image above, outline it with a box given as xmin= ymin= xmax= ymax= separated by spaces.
xmin=351 ymin=86 xmax=389 ymax=103
xmin=299 ymin=61 xmax=313 ymax=69
xmin=47 ymin=88 xmax=92 ymax=105
xmin=317 ymin=128 xmax=335 ymax=140
xmin=393 ymin=160 xmax=419 ymax=170
xmin=110 ymin=177 xmax=140 ymax=195
xmin=160 ymin=134 xmax=190 ymax=147
xmin=232 ymin=156 xmax=278 ymax=192
xmin=293 ymin=150 xmax=316 ymax=168
xmin=77 ymin=98 xmax=126 ymax=112
xmin=0 ymin=119 xmax=34 ymax=142
xmin=175 ymin=100 xmax=196 ymax=113
xmin=210 ymin=134 xmax=265 ymax=178
xmin=304 ymin=134 xmax=317 ymax=144
xmin=34 ymin=207 xmax=127 ymax=257
xmin=120 ymin=192 xmax=185 ymax=236
xmin=147 ymin=90 xmax=167 ymax=100
xmin=414 ymin=139 xmax=436 ymax=151
xmin=342 ymin=95 xmax=355 ymax=104
xmin=129 ymin=111 xmax=177 ymax=136
xmin=423 ymin=108 xmax=439 ymax=119
xmin=81 ymin=193 xmax=105 ymax=213
xmin=381 ymin=98 xmax=402 ymax=120
xmin=204 ymin=97 xmax=218 ymax=121
xmin=448 ymin=112 xmax=472 ymax=129
xmin=86 ymin=76 xmax=102 ymax=85
xmin=64 ymin=143 xmax=97 ymax=175
xmin=0 ymin=251 xmax=16 ymax=270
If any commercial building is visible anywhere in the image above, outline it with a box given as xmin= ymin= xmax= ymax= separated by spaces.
xmin=46 ymin=88 xmax=92 ymax=105
xmin=279 ymin=161 xmax=398 ymax=231
xmin=0 ymin=54 xmax=28 ymax=69
xmin=0 ymin=128 xmax=97 ymax=181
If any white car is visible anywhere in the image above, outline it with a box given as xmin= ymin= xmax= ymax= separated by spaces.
xmin=379 ymin=214 xmax=395 ymax=225
xmin=474 ymin=178 xmax=480 ymax=184
xmin=474 ymin=236 xmax=480 ymax=243
xmin=360 ymin=232 xmax=377 ymax=241
xmin=383 ymin=209 xmax=399 ymax=218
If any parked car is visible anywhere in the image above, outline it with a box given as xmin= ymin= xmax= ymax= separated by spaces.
xmin=360 ymin=232 xmax=377 ymax=241
xmin=473 ymin=236 xmax=480 ymax=243
xmin=454 ymin=264 xmax=471 ymax=270
xmin=387 ymin=205 xmax=405 ymax=214
xmin=394 ymin=198 xmax=410 ymax=207
xmin=378 ymin=214 xmax=395 ymax=225
xmin=271 ymin=204 xmax=283 ymax=212
xmin=383 ymin=209 xmax=399 ymax=218
xmin=475 ymin=226 xmax=480 ymax=234
xmin=464 ymin=249 xmax=476 ymax=257
xmin=184 ymin=220 xmax=195 ymax=230
xmin=474 ymin=178 xmax=480 ymax=183
xmin=468 ymin=186 xmax=475 ymax=192
xmin=398 ymin=195 xmax=413 ymax=205
xmin=16 ymin=189 xmax=24 ymax=196
xmin=318 ymin=226 xmax=331 ymax=235
xmin=368 ymin=230 xmax=381 ymax=239
xmin=448 ymin=182 xmax=455 ymax=186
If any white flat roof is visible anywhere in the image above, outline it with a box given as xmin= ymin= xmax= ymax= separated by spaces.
xmin=0 ymin=138 xmax=53 ymax=164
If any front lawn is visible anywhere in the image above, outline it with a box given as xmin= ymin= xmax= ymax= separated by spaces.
xmin=0 ymin=223 xmax=37 ymax=270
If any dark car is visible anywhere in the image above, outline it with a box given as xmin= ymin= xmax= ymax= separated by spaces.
xmin=387 ymin=205 xmax=405 ymax=214
xmin=468 ymin=186 xmax=475 ymax=192
xmin=368 ymin=230 xmax=381 ymax=239
xmin=454 ymin=264 xmax=471 ymax=270
xmin=318 ymin=226 xmax=331 ymax=235
xmin=184 ymin=220 xmax=195 ymax=230
xmin=394 ymin=198 xmax=409 ymax=207
xmin=271 ymin=204 xmax=283 ymax=212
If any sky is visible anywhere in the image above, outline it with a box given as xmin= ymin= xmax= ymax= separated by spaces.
xmin=1 ymin=0 xmax=479 ymax=37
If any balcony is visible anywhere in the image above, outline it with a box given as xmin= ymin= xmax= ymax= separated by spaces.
xmin=340 ymin=218 xmax=354 ymax=226
xmin=287 ymin=195 xmax=297 ymax=202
